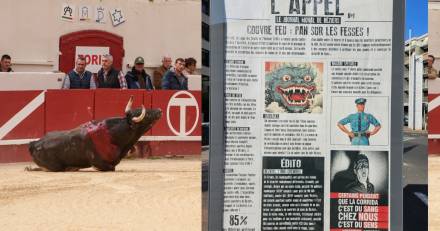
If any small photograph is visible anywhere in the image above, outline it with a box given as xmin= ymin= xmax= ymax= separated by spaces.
xmin=331 ymin=96 xmax=389 ymax=146
xmin=264 ymin=62 xmax=323 ymax=113
xmin=330 ymin=150 xmax=388 ymax=195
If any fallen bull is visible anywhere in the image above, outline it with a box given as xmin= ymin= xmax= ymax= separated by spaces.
xmin=28 ymin=96 xmax=162 ymax=172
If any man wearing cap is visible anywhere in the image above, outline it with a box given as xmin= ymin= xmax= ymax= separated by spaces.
xmin=337 ymin=98 xmax=381 ymax=145
xmin=125 ymin=56 xmax=154 ymax=90
xmin=345 ymin=154 xmax=374 ymax=193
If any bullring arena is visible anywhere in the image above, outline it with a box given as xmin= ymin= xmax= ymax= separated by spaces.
xmin=0 ymin=1 xmax=204 ymax=229
xmin=0 ymin=157 xmax=201 ymax=230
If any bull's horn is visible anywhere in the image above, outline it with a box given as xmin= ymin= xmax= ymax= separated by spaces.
xmin=125 ymin=96 xmax=134 ymax=113
xmin=132 ymin=105 xmax=146 ymax=123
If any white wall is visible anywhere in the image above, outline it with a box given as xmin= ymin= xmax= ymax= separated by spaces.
xmin=0 ymin=0 xmax=201 ymax=72
xmin=430 ymin=3 xmax=440 ymax=70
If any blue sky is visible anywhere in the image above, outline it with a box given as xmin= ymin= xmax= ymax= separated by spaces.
xmin=405 ymin=0 xmax=427 ymax=40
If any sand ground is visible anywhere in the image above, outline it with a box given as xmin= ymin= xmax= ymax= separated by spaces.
xmin=0 ymin=157 xmax=201 ymax=231
xmin=430 ymin=156 xmax=440 ymax=230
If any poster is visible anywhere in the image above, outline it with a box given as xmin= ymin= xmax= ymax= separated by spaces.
xmin=221 ymin=0 xmax=394 ymax=230
xmin=330 ymin=150 xmax=388 ymax=230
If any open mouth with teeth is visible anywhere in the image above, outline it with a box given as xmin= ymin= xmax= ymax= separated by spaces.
xmin=276 ymin=85 xmax=316 ymax=106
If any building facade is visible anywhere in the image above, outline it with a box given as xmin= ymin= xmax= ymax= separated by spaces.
xmin=0 ymin=0 xmax=201 ymax=75
xmin=404 ymin=34 xmax=428 ymax=129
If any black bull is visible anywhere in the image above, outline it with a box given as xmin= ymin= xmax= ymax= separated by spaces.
xmin=28 ymin=96 xmax=162 ymax=172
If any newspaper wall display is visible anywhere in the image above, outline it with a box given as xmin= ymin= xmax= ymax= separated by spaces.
xmin=222 ymin=0 xmax=394 ymax=230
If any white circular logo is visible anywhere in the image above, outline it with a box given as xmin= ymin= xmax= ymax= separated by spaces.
xmin=166 ymin=91 xmax=199 ymax=136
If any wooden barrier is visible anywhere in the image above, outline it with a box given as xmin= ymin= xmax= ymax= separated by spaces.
xmin=0 ymin=90 xmax=201 ymax=162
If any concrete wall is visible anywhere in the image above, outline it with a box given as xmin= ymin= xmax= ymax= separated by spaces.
xmin=430 ymin=2 xmax=440 ymax=70
xmin=0 ymin=0 xmax=201 ymax=73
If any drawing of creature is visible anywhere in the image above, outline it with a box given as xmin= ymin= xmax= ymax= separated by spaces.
xmin=265 ymin=64 xmax=319 ymax=113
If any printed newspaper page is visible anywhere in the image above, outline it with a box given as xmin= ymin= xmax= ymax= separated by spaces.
xmin=222 ymin=0 xmax=393 ymax=230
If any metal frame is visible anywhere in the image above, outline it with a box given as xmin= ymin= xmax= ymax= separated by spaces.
xmin=208 ymin=0 xmax=404 ymax=230
xmin=207 ymin=1 xmax=226 ymax=230
xmin=390 ymin=0 xmax=404 ymax=230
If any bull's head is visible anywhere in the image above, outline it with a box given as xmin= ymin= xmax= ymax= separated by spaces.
xmin=124 ymin=96 xmax=162 ymax=133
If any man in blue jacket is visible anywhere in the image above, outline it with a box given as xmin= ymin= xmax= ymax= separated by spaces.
xmin=125 ymin=56 xmax=154 ymax=90
xmin=161 ymin=58 xmax=188 ymax=90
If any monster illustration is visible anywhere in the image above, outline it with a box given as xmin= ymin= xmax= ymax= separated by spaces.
xmin=265 ymin=63 xmax=320 ymax=113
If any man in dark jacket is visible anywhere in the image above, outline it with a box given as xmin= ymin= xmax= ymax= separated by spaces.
xmin=125 ymin=56 xmax=154 ymax=90
xmin=62 ymin=57 xmax=96 ymax=89
xmin=96 ymin=54 xmax=127 ymax=89
xmin=161 ymin=58 xmax=188 ymax=90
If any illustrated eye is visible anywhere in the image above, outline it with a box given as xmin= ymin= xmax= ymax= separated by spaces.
xmin=303 ymin=75 xmax=312 ymax=82
xmin=282 ymin=75 xmax=291 ymax=81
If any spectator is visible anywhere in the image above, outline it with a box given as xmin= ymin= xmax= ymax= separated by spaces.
xmin=96 ymin=54 xmax=127 ymax=89
xmin=1 ymin=54 xmax=13 ymax=72
xmin=153 ymin=56 xmax=172 ymax=89
xmin=427 ymin=54 xmax=438 ymax=79
xmin=183 ymin=57 xmax=197 ymax=76
xmin=62 ymin=57 xmax=96 ymax=89
xmin=125 ymin=56 xmax=154 ymax=90
xmin=161 ymin=58 xmax=188 ymax=90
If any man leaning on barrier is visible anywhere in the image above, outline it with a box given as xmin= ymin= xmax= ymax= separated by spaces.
xmin=96 ymin=54 xmax=127 ymax=89
xmin=161 ymin=58 xmax=188 ymax=90
xmin=153 ymin=55 xmax=172 ymax=89
xmin=62 ymin=56 xmax=96 ymax=89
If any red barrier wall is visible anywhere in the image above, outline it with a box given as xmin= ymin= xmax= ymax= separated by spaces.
xmin=151 ymin=90 xmax=201 ymax=136
xmin=0 ymin=91 xmax=45 ymax=139
xmin=94 ymin=90 xmax=145 ymax=119
xmin=0 ymin=90 xmax=201 ymax=163
xmin=429 ymin=94 xmax=440 ymax=154
xmin=45 ymin=90 xmax=95 ymax=132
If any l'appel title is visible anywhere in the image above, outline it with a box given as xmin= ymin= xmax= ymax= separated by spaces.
xmin=271 ymin=0 xmax=344 ymax=16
